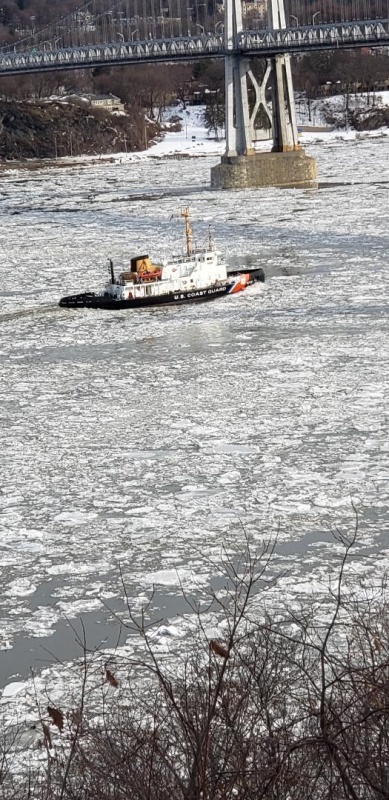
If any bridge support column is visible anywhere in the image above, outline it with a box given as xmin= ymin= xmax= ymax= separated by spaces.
xmin=271 ymin=54 xmax=299 ymax=151
xmin=210 ymin=0 xmax=317 ymax=189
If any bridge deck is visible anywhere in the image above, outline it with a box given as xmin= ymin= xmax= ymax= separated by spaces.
xmin=0 ymin=20 xmax=388 ymax=75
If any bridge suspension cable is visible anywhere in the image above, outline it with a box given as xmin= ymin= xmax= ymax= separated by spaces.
xmin=1 ymin=0 xmax=225 ymax=53
xmin=2 ymin=0 xmax=389 ymax=54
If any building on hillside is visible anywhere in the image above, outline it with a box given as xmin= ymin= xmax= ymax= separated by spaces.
xmin=85 ymin=94 xmax=125 ymax=112
xmin=242 ymin=0 xmax=267 ymax=22
xmin=75 ymin=10 xmax=95 ymax=27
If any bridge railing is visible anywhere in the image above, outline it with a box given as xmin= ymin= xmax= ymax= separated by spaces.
xmin=242 ymin=19 xmax=389 ymax=51
xmin=1 ymin=0 xmax=389 ymax=57
xmin=0 ymin=20 xmax=388 ymax=73
xmin=0 ymin=34 xmax=225 ymax=73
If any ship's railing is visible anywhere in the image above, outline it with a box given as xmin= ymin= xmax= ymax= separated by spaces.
xmin=169 ymin=253 xmax=196 ymax=263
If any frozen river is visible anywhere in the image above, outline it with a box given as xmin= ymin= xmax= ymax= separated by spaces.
xmin=0 ymin=137 xmax=388 ymax=716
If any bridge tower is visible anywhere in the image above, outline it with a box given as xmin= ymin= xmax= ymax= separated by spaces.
xmin=211 ymin=0 xmax=317 ymax=189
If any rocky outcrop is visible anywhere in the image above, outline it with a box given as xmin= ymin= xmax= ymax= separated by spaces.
xmin=348 ymin=105 xmax=389 ymax=131
xmin=0 ymin=99 xmax=160 ymax=160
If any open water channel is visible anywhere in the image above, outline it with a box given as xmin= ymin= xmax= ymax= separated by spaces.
xmin=0 ymin=138 xmax=388 ymax=724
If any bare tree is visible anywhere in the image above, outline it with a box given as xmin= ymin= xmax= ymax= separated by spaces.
xmin=2 ymin=523 xmax=389 ymax=800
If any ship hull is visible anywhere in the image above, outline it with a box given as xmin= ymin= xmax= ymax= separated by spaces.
xmin=59 ymin=269 xmax=264 ymax=310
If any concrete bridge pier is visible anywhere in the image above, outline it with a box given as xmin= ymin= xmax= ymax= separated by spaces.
xmin=211 ymin=0 xmax=317 ymax=190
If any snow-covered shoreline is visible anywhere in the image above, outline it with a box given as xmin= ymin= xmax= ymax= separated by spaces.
xmin=2 ymin=95 xmax=389 ymax=172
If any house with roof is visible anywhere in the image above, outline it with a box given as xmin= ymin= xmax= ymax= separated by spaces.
xmin=85 ymin=94 xmax=125 ymax=112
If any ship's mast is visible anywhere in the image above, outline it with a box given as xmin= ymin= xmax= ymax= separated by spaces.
xmin=180 ymin=208 xmax=192 ymax=257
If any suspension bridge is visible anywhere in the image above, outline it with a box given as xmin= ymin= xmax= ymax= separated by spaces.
xmin=0 ymin=0 xmax=388 ymax=74
xmin=0 ymin=0 xmax=387 ymax=187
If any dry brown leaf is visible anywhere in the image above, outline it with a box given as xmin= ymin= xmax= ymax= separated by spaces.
xmin=105 ymin=668 xmax=119 ymax=688
xmin=69 ymin=708 xmax=83 ymax=727
xmin=309 ymin=698 xmax=319 ymax=715
xmin=374 ymin=637 xmax=382 ymax=654
xmin=42 ymin=722 xmax=52 ymax=749
xmin=209 ymin=640 xmax=229 ymax=659
xmin=47 ymin=705 xmax=64 ymax=731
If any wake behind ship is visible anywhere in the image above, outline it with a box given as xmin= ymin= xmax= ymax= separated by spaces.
xmin=59 ymin=210 xmax=265 ymax=311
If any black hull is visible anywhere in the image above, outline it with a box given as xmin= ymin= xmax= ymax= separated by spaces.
xmin=59 ymin=269 xmax=265 ymax=311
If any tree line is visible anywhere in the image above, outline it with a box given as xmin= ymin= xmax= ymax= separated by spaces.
xmin=1 ymin=48 xmax=388 ymax=114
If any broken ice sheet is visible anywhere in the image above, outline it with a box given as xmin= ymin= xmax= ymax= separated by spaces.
xmin=0 ymin=136 xmax=388 ymax=730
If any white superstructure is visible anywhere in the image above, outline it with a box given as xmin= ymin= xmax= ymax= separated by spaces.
xmin=104 ymin=246 xmax=229 ymax=302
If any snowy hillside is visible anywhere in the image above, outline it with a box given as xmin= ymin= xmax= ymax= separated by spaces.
xmin=143 ymin=93 xmax=389 ymax=160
